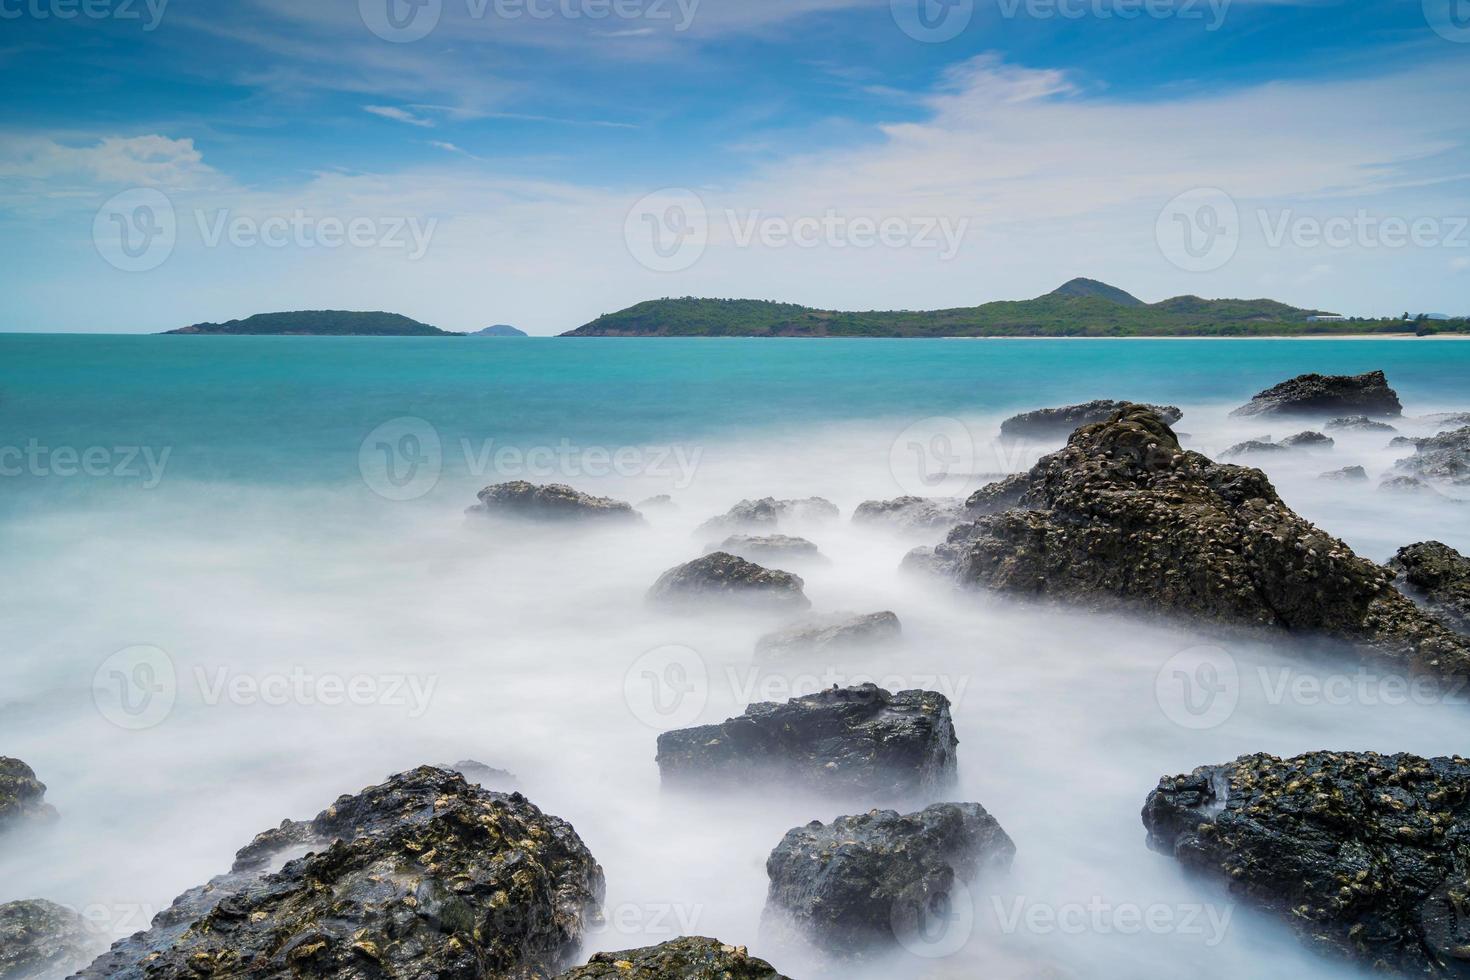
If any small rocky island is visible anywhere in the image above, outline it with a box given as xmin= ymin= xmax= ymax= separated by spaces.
xmin=164 ymin=310 xmax=460 ymax=336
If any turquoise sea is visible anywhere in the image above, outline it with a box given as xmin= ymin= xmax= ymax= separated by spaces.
xmin=2 ymin=335 xmax=1468 ymax=980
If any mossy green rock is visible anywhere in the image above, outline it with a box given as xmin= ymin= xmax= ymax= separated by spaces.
xmin=1143 ymin=751 xmax=1470 ymax=976
xmin=77 ymin=767 xmax=604 ymax=979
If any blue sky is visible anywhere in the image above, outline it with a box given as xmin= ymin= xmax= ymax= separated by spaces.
xmin=2 ymin=0 xmax=1468 ymax=332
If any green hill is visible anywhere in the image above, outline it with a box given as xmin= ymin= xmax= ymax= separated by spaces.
xmin=563 ymin=282 xmax=1465 ymax=338
xmin=166 ymin=311 xmax=459 ymax=336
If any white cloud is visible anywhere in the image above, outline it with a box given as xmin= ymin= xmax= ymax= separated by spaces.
xmin=364 ymin=105 xmax=435 ymax=127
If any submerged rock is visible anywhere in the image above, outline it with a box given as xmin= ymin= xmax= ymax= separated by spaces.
xmin=1422 ymin=412 xmax=1470 ymax=431
xmin=755 ymin=611 xmax=902 ymax=661
xmin=909 ymin=405 xmax=1470 ymax=681
xmin=1389 ymin=541 xmax=1470 ymax=635
xmin=764 ymin=803 xmax=1013 ymax=958
xmin=1326 ymin=415 xmax=1398 ymax=433
xmin=553 ymin=937 xmax=789 ymax=979
xmin=0 ymin=758 xmax=56 ymax=830
xmin=1394 ymin=426 xmax=1470 ymax=487
xmin=1280 ymin=430 xmax=1334 ymax=450
xmin=77 ymin=766 xmax=604 ymax=980
xmin=636 ymin=494 xmax=676 ymax=511
xmin=1230 ymin=370 xmax=1403 ymax=418
xmin=1378 ymin=475 xmax=1452 ymax=499
xmin=1143 ymin=751 xmax=1470 ymax=977
xmin=852 ymin=496 xmax=966 ymax=532
xmin=656 ymin=684 xmax=957 ymax=802
xmin=708 ymin=534 xmax=823 ymax=565
xmin=696 ymin=498 xmax=838 ymax=536
xmin=1221 ymin=439 xmax=1285 ymax=458
xmin=0 ymin=900 xmax=93 ymax=980
xmin=647 ymin=553 xmax=810 ymax=612
xmin=470 ymin=481 xmax=641 ymax=522
xmin=1319 ymin=466 xmax=1368 ymax=481
xmin=999 ymin=400 xmax=1182 ymax=440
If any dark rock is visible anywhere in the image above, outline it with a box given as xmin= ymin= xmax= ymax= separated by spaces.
xmin=1389 ymin=436 xmax=1424 ymax=450
xmin=1221 ymin=439 xmax=1286 ymax=458
xmin=1394 ymin=426 xmax=1470 ymax=487
xmin=1230 ymin=370 xmax=1403 ymax=418
xmin=656 ymin=684 xmax=957 ymax=802
xmin=696 ymin=498 xmax=838 ymax=536
xmin=1142 ymin=751 xmax=1470 ymax=977
xmin=755 ymin=611 xmax=902 ymax=661
xmin=963 ymin=472 xmax=1031 ymax=515
xmin=908 ymin=405 xmax=1470 ymax=681
xmin=1319 ymin=466 xmax=1368 ymax=481
xmin=1326 ymin=415 xmax=1398 ymax=433
xmin=77 ymin=766 xmax=604 ymax=980
xmin=0 ymin=900 xmax=94 ymax=980
xmin=436 ymin=759 xmax=517 ymax=791
xmin=851 ymin=496 xmax=965 ymax=532
xmin=470 ymin=481 xmax=641 ymax=522
xmin=708 ymin=534 xmax=822 ymax=565
xmin=1390 ymin=542 xmax=1470 ymax=635
xmin=764 ymin=803 xmax=1013 ymax=957
xmin=0 ymin=758 xmax=56 ymax=830
xmin=1280 ymin=431 xmax=1334 ymax=450
xmin=553 ymin=937 xmax=789 ymax=979
xmin=647 ymin=553 xmax=810 ymax=612
xmin=1000 ymin=400 xmax=1182 ymax=440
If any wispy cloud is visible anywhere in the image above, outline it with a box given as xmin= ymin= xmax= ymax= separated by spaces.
xmin=363 ymin=105 xmax=435 ymax=127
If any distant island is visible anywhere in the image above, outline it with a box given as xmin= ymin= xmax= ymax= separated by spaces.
xmin=470 ymin=324 xmax=528 ymax=337
xmin=562 ymin=279 xmax=1470 ymax=338
xmin=164 ymin=311 xmax=460 ymax=336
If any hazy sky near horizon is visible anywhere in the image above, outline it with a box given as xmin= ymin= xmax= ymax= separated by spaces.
xmin=3 ymin=0 xmax=1468 ymax=333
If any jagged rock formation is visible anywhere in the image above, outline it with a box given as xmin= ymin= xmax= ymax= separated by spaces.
xmin=77 ymin=767 xmax=604 ymax=980
xmin=908 ymin=405 xmax=1470 ymax=681
xmin=553 ymin=938 xmax=790 ymax=979
xmin=1143 ymin=751 xmax=1470 ymax=977
xmin=1231 ymin=370 xmax=1403 ymax=418
xmin=1389 ymin=542 xmax=1470 ymax=635
xmin=764 ymin=803 xmax=1013 ymax=958
xmin=470 ymin=482 xmax=641 ymax=522
xmin=1394 ymin=427 xmax=1470 ymax=487
xmin=656 ymin=684 xmax=956 ymax=802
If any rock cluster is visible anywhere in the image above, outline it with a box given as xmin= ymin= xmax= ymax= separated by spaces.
xmin=1143 ymin=751 xmax=1470 ymax=977
xmin=0 ymin=758 xmax=56 ymax=830
xmin=764 ymin=803 xmax=1013 ymax=957
xmin=999 ymin=400 xmax=1182 ymax=439
xmin=554 ymin=938 xmax=789 ymax=979
xmin=77 ymin=767 xmax=604 ymax=980
xmin=696 ymin=498 xmax=838 ymax=536
xmin=1389 ymin=541 xmax=1470 ymax=635
xmin=852 ymin=496 xmax=966 ymax=532
xmin=1230 ymin=370 xmax=1403 ymax=418
xmin=908 ymin=405 xmax=1470 ymax=681
xmin=656 ymin=684 xmax=957 ymax=802
xmin=0 ymin=900 xmax=94 ymax=980
xmin=1394 ymin=426 xmax=1470 ymax=487
xmin=470 ymin=481 xmax=641 ymax=522
xmin=647 ymin=553 xmax=810 ymax=612
xmin=1326 ymin=415 xmax=1397 ymax=433
xmin=755 ymin=611 xmax=901 ymax=661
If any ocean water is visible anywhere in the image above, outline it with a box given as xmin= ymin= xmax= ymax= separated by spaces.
xmin=2 ymin=335 xmax=1469 ymax=979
